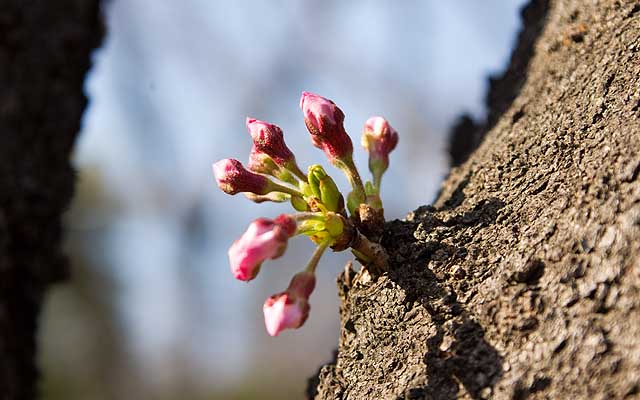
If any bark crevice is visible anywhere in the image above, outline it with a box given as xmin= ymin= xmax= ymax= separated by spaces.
xmin=309 ymin=0 xmax=640 ymax=398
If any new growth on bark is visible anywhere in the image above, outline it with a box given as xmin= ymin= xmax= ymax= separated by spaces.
xmin=213 ymin=92 xmax=399 ymax=336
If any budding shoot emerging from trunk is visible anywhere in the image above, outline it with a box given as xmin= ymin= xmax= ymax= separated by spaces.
xmin=212 ymin=91 xmax=399 ymax=335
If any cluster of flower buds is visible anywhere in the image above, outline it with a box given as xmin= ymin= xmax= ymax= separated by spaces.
xmin=213 ymin=92 xmax=398 ymax=336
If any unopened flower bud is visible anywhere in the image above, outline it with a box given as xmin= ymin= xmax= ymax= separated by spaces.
xmin=300 ymin=92 xmax=353 ymax=163
xmin=246 ymin=118 xmax=305 ymax=180
xmin=213 ymin=159 xmax=270 ymax=195
xmin=263 ymin=271 xmax=315 ymax=336
xmin=228 ymin=215 xmax=297 ymax=281
xmin=361 ymin=116 xmax=398 ymax=178
xmin=273 ymin=214 xmax=297 ymax=235
xmin=307 ymin=165 xmax=344 ymax=213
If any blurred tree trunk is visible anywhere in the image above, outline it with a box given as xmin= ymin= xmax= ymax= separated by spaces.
xmin=0 ymin=1 xmax=103 ymax=399
xmin=309 ymin=0 xmax=640 ymax=399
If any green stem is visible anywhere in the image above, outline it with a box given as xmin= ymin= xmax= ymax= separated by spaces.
xmin=270 ymin=182 xmax=304 ymax=198
xmin=288 ymin=163 xmax=308 ymax=183
xmin=305 ymin=241 xmax=329 ymax=273
xmin=372 ymin=171 xmax=382 ymax=194
xmin=337 ymin=156 xmax=365 ymax=198
xmin=276 ymin=169 xmax=300 ymax=186
xmin=291 ymin=212 xmax=325 ymax=222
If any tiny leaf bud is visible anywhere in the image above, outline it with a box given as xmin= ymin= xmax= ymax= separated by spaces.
xmin=307 ymin=164 xmax=344 ymax=213
xmin=290 ymin=195 xmax=309 ymax=212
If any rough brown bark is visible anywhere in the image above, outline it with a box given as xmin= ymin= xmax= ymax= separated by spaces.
xmin=0 ymin=2 xmax=103 ymax=399
xmin=309 ymin=0 xmax=640 ymax=399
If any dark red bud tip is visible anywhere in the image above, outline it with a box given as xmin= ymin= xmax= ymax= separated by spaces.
xmin=246 ymin=117 xmax=295 ymax=166
xmin=212 ymin=158 xmax=270 ymax=195
xmin=300 ymin=92 xmax=353 ymax=161
xmin=228 ymin=216 xmax=294 ymax=281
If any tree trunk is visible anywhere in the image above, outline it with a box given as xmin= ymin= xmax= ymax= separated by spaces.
xmin=309 ymin=0 xmax=640 ymax=398
xmin=0 ymin=2 xmax=103 ymax=398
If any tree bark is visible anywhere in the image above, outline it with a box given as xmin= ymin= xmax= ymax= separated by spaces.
xmin=309 ymin=0 xmax=640 ymax=399
xmin=0 ymin=2 xmax=103 ymax=399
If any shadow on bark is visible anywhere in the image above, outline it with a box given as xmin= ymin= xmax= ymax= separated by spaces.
xmin=387 ymin=199 xmax=505 ymax=399
xmin=307 ymin=0 xmax=552 ymax=397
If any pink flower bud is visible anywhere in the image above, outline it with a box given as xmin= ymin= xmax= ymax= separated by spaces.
xmin=300 ymin=91 xmax=353 ymax=162
xmin=273 ymin=214 xmax=297 ymax=236
xmin=228 ymin=215 xmax=297 ymax=281
xmin=361 ymin=116 xmax=398 ymax=169
xmin=263 ymin=271 xmax=316 ymax=336
xmin=213 ymin=158 xmax=270 ymax=195
xmin=246 ymin=118 xmax=296 ymax=167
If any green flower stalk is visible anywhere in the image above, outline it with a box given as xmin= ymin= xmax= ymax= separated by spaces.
xmin=243 ymin=192 xmax=290 ymax=203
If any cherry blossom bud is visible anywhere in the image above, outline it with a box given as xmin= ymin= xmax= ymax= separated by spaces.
xmin=263 ymin=271 xmax=316 ymax=336
xmin=361 ymin=116 xmax=398 ymax=176
xmin=246 ymin=118 xmax=305 ymax=180
xmin=300 ymin=92 xmax=354 ymax=162
xmin=273 ymin=214 xmax=297 ymax=236
xmin=213 ymin=159 xmax=271 ymax=195
xmin=228 ymin=215 xmax=297 ymax=281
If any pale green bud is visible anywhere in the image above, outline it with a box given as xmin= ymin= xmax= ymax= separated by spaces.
xmin=307 ymin=165 xmax=344 ymax=212
xmin=291 ymin=195 xmax=309 ymax=212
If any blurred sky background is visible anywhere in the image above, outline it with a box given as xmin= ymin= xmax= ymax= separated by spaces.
xmin=38 ymin=1 xmax=527 ymax=399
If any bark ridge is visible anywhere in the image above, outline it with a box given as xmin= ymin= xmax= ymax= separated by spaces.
xmin=310 ymin=0 xmax=640 ymax=398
